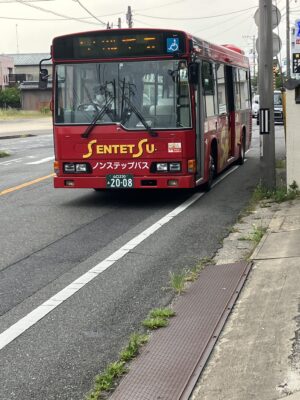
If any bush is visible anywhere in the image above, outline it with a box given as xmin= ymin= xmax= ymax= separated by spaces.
xmin=0 ymin=87 xmax=21 ymax=108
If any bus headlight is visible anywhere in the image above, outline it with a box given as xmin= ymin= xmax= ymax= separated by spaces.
xmin=151 ymin=162 xmax=181 ymax=173
xmin=156 ymin=163 xmax=168 ymax=172
xmin=63 ymin=162 xmax=91 ymax=173
xmin=64 ymin=162 xmax=76 ymax=173
xmin=169 ymin=162 xmax=181 ymax=172
xmin=75 ymin=163 xmax=88 ymax=172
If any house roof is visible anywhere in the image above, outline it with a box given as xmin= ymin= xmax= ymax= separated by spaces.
xmin=6 ymin=53 xmax=52 ymax=66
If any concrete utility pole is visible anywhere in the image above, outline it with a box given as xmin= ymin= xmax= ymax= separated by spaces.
xmin=126 ymin=6 xmax=133 ymax=28
xmin=259 ymin=0 xmax=276 ymax=189
xmin=286 ymin=0 xmax=291 ymax=78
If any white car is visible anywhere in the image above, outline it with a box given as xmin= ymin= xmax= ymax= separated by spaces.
xmin=252 ymin=94 xmax=259 ymax=118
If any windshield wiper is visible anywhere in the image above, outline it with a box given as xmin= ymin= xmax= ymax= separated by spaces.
xmin=120 ymin=81 xmax=157 ymax=137
xmin=81 ymin=96 xmax=114 ymax=138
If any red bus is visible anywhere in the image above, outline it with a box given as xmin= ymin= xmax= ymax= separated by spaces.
xmin=42 ymin=28 xmax=252 ymax=190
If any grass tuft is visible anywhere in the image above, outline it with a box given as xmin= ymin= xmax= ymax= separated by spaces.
xmin=119 ymin=333 xmax=149 ymax=362
xmin=86 ymin=361 xmax=127 ymax=399
xmin=143 ymin=307 xmax=175 ymax=330
xmin=0 ymin=150 xmax=10 ymax=158
xmin=169 ymin=271 xmax=186 ymax=294
xmin=142 ymin=316 xmax=169 ymax=329
xmin=149 ymin=307 xmax=175 ymax=319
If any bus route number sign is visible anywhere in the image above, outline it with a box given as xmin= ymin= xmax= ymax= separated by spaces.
xmin=106 ymin=174 xmax=134 ymax=189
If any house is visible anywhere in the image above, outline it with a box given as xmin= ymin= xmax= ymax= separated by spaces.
xmin=0 ymin=55 xmax=14 ymax=90
xmin=7 ymin=53 xmax=52 ymax=84
xmin=7 ymin=53 xmax=52 ymax=111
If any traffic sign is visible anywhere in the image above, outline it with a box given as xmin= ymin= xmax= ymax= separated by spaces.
xmin=254 ymin=5 xmax=281 ymax=29
xmin=294 ymin=20 xmax=300 ymax=52
xmin=256 ymin=32 xmax=282 ymax=57
xmin=292 ymin=53 xmax=300 ymax=73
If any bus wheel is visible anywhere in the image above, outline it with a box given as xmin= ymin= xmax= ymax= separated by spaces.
xmin=204 ymin=153 xmax=216 ymax=191
xmin=237 ymin=135 xmax=245 ymax=165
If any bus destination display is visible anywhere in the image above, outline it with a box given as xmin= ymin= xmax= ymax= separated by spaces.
xmin=53 ymin=31 xmax=185 ymax=59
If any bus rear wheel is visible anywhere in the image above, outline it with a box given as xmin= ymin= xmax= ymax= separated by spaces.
xmin=204 ymin=153 xmax=216 ymax=191
xmin=237 ymin=134 xmax=245 ymax=165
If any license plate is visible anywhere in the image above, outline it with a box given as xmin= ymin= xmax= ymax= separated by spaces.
xmin=106 ymin=174 xmax=134 ymax=189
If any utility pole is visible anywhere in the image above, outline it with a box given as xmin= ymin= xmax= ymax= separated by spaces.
xmin=118 ymin=17 xmax=122 ymax=28
xmin=252 ymin=35 xmax=256 ymax=78
xmin=15 ymin=24 xmax=19 ymax=54
xmin=259 ymin=0 xmax=276 ymax=189
xmin=286 ymin=0 xmax=291 ymax=78
xmin=243 ymin=35 xmax=256 ymax=78
xmin=126 ymin=6 xmax=133 ymax=28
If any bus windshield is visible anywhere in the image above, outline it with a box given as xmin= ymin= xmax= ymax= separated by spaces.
xmin=55 ymin=60 xmax=191 ymax=130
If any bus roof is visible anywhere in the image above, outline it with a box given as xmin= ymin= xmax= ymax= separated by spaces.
xmin=51 ymin=27 xmax=249 ymax=68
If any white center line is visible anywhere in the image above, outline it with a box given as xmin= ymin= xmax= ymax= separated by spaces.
xmin=26 ymin=156 xmax=54 ymax=165
xmin=0 ymin=164 xmax=241 ymax=351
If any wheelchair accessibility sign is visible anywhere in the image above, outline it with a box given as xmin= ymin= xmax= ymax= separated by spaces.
xmin=167 ymin=37 xmax=180 ymax=53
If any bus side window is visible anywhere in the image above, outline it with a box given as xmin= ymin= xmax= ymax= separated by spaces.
xmin=239 ymin=69 xmax=250 ymax=109
xmin=202 ymin=61 xmax=217 ymax=117
xmin=234 ymin=68 xmax=241 ymax=110
xmin=216 ymin=64 xmax=227 ymax=115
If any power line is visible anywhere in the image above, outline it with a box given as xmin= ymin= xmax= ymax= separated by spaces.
xmin=209 ymin=12 xmax=255 ymax=40
xmin=72 ymin=0 xmax=106 ymax=25
xmin=193 ymin=8 xmax=253 ymax=35
xmin=0 ymin=0 xmax=54 ymax=2
xmin=135 ymin=6 xmax=257 ymax=21
xmin=14 ymin=0 xmax=100 ymax=25
xmin=135 ymin=0 xmax=185 ymax=12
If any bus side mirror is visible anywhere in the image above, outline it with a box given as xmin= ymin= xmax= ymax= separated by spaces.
xmin=39 ymin=68 xmax=49 ymax=89
xmin=39 ymin=55 xmax=52 ymax=89
xmin=188 ymin=62 xmax=199 ymax=85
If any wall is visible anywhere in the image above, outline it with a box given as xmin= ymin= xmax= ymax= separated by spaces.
xmin=286 ymin=88 xmax=300 ymax=187
xmin=0 ymin=56 xmax=14 ymax=89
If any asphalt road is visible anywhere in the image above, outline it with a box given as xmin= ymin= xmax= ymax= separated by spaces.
xmin=0 ymin=122 xmax=285 ymax=399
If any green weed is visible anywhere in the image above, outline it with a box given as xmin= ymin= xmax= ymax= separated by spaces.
xmin=119 ymin=333 xmax=149 ymax=362
xmin=169 ymin=271 xmax=186 ymax=294
xmin=86 ymin=361 xmax=127 ymax=399
xmin=0 ymin=150 xmax=9 ymax=158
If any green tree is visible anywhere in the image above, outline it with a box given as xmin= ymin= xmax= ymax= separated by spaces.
xmin=0 ymin=87 xmax=21 ymax=108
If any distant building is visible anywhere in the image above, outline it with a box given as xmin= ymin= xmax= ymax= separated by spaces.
xmin=0 ymin=55 xmax=14 ymax=89
xmin=19 ymin=80 xmax=52 ymax=111
xmin=7 ymin=53 xmax=52 ymax=84
xmin=3 ymin=53 xmax=52 ymax=110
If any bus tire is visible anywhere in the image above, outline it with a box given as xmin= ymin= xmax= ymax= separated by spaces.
xmin=204 ymin=153 xmax=216 ymax=191
xmin=237 ymin=134 xmax=245 ymax=165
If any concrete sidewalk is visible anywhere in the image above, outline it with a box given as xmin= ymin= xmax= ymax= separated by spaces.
xmin=191 ymin=198 xmax=300 ymax=400
xmin=0 ymin=117 xmax=52 ymax=137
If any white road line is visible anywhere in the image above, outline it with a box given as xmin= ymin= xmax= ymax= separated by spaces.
xmin=0 ymin=158 xmax=24 ymax=166
xmin=0 ymin=165 xmax=241 ymax=351
xmin=26 ymin=156 xmax=54 ymax=165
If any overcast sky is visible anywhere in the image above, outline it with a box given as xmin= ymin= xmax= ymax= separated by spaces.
xmin=0 ymin=0 xmax=298 ymax=57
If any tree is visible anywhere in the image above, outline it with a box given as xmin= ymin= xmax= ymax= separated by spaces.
xmin=0 ymin=87 xmax=21 ymax=108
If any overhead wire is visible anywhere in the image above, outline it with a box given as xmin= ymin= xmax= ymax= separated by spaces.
xmin=135 ymin=6 xmax=257 ymax=21
xmin=192 ymin=8 xmax=254 ymax=35
xmin=72 ymin=0 xmax=106 ymax=25
xmin=209 ymin=12 xmax=256 ymax=40
xmin=14 ymin=0 xmax=100 ymax=25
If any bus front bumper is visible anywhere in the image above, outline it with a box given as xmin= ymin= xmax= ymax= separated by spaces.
xmin=54 ymin=175 xmax=196 ymax=189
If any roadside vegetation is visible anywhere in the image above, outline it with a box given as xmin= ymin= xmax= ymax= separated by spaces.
xmin=85 ymin=258 xmax=212 ymax=400
xmin=84 ymin=180 xmax=299 ymax=400
xmin=243 ymin=181 xmax=299 ymax=216
xmin=252 ymin=181 xmax=299 ymax=204
xmin=0 ymin=108 xmax=51 ymax=120
xmin=0 ymin=150 xmax=9 ymax=158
